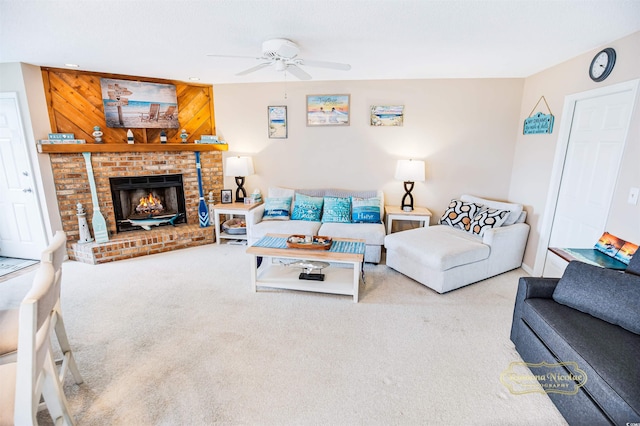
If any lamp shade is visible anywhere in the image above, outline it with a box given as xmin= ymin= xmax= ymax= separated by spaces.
xmin=225 ymin=156 xmax=254 ymax=177
xmin=395 ymin=159 xmax=425 ymax=182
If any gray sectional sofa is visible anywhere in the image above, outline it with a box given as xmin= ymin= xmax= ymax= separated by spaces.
xmin=510 ymin=255 xmax=640 ymax=425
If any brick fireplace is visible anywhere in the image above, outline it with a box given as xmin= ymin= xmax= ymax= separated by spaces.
xmin=48 ymin=149 xmax=223 ymax=264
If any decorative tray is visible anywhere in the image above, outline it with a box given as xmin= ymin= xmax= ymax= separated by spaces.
xmin=286 ymin=235 xmax=333 ymax=250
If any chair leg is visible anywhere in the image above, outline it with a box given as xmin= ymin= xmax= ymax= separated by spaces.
xmin=41 ymin=350 xmax=76 ymax=426
xmin=53 ymin=311 xmax=83 ymax=385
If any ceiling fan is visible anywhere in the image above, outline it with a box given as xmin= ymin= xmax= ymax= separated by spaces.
xmin=207 ymin=38 xmax=351 ymax=80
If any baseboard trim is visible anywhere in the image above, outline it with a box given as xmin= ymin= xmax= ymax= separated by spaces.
xmin=521 ymin=262 xmax=534 ymax=276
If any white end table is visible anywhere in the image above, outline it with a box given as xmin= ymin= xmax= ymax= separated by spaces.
xmin=385 ymin=205 xmax=432 ymax=234
xmin=213 ymin=202 xmax=263 ymax=244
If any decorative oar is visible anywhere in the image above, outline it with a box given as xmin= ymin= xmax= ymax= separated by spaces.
xmin=82 ymin=152 xmax=109 ymax=243
xmin=195 ymin=151 xmax=209 ymax=227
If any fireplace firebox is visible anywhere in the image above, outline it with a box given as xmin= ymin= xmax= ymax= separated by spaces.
xmin=110 ymin=174 xmax=187 ymax=232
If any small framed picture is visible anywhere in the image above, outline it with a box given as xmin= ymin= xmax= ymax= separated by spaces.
xmin=370 ymin=105 xmax=404 ymax=126
xmin=268 ymin=106 xmax=287 ymax=139
xmin=221 ymin=189 xmax=233 ymax=204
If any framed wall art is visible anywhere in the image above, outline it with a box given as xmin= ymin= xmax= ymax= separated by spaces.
xmin=268 ymin=106 xmax=287 ymax=138
xmin=370 ymin=105 xmax=404 ymax=126
xmin=100 ymin=78 xmax=179 ymax=129
xmin=306 ymin=94 xmax=350 ymax=126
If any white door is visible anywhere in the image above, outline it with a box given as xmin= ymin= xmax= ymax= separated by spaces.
xmin=549 ymin=89 xmax=635 ymax=247
xmin=0 ymin=92 xmax=47 ymax=259
xmin=538 ymin=79 xmax=639 ymax=277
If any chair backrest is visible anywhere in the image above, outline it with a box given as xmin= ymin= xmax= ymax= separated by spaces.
xmin=164 ymin=105 xmax=175 ymax=114
xmin=42 ymin=230 xmax=67 ymax=299
xmin=149 ymin=103 xmax=160 ymax=119
xmin=42 ymin=230 xmax=67 ymax=272
xmin=14 ymin=262 xmax=58 ymax=424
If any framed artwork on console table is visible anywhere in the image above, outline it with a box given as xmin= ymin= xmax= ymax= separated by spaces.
xmin=306 ymin=94 xmax=350 ymax=126
xmin=268 ymin=106 xmax=287 ymax=139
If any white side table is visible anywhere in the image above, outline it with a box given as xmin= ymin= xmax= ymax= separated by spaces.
xmin=385 ymin=205 xmax=432 ymax=234
xmin=213 ymin=202 xmax=263 ymax=244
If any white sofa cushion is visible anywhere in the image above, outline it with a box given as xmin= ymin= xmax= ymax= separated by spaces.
xmin=319 ymin=222 xmax=386 ymax=245
xmin=252 ymin=220 xmax=321 ymax=241
xmin=384 ymin=225 xmax=490 ymax=270
xmin=460 ymin=194 xmax=523 ymax=226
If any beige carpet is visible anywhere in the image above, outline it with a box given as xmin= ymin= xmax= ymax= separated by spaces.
xmin=1 ymin=244 xmax=567 ymax=425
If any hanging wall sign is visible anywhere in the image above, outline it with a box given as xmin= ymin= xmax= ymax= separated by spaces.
xmin=523 ymin=96 xmax=554 ymax=135
xmin=524 ymin=112 xmax=554 ymax=134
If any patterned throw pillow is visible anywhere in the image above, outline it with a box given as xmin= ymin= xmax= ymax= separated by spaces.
xmin=439 ymin=199 xmax=483 ymax=229
xmin=322 ymin=197 xmax=351 ymax=223
xmin=351 ymin=197 xmax=381 ymax=223
xmin=465 ymin=208 xmax=510 ymax=236
xmin=291 ymin=193 xmax=324 ymax=221
xmin=262 ymin=197 xmax=292 ymax=221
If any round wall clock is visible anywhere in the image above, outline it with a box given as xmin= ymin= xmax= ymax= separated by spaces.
xmin=589 ymin=47 xmax=616 ymax=82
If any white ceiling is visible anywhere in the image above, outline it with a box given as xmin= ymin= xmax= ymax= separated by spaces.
xmin=1 ymin=0 xmax=639 ymax=85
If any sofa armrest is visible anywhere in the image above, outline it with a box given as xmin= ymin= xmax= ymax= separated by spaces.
xmin=247 ymin=204 xmax=265 ymax=226
xmin=482 ymin=222 xmax=529 ymax=247
xmin=517 ymin=276 xmax=559 ymax=300
xmin=510 ymin=276 xmax=559 ymax=343
xmin=482 ymin=223 xmax=530 ymax=273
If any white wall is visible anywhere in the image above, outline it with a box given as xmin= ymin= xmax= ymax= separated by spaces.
xmin=510 ymin=31 xmax=640 ymax=272
xmin=0 ymin=62 xmax=60 ymax=240
xmin=214 ymin=78 xmax=524 ymax=222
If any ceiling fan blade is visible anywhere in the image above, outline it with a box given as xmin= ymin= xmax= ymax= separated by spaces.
xmin=235 ymin=62 xmax=272 ymax=76
xmin=286 ymin=64 xmax=312 ymax=80
xmin=297 ymin=59 xmax=351 ymax=71
xmin=207 ymin=54 xmax=264 ymax=60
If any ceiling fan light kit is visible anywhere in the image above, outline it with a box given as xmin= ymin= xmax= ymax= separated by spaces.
xmin=208 ymin=38 xmax=351 ymax=80
xmin=262 ymin=38 xmax=299 ymax=58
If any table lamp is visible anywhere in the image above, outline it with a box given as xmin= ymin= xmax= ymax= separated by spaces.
xmin=225 ymin=156 xmax=255 ymax=202
xmin=395 ymin=159 xmax=425 ymax=211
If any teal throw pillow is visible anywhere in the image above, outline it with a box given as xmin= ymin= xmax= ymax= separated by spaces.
xmin=262 ymin=197 xmax=292 ymax=221
xmin=352 ymin=197 xmax=381 ymax=223
xmin=322 ymin=197 xmax=351 ymax=223
xmin=291 ymin=193 xmax=324 ymax=221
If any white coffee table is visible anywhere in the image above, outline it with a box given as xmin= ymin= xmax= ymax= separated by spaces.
xmin=246 ymin=234 xmax=365 ymax=302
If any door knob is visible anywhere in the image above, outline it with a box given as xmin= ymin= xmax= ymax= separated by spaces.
xmin=22 ymin=171 xmax=29 ymax=176
xmin=22 ymin=188 xmax=32 ymax=193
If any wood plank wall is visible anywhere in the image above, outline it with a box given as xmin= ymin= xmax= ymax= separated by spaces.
xmin=41 ymin=67 xmax=216 ymax=144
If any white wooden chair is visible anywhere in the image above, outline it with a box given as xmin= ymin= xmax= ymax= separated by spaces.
xmin=0 ymin=231 xmax=83 ymax=384
xmin=0 ymin=262 xmax=76 ymax=425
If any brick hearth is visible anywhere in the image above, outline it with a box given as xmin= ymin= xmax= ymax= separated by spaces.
xmin=49 ymin=150 xmax=223 ymax=264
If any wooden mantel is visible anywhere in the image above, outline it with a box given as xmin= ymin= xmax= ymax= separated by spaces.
xmin=37 ymin=143 xmax=228 ymax=154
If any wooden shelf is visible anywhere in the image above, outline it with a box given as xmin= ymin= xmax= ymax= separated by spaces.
xmin=37 ymin=143 xmax=228 ymax=154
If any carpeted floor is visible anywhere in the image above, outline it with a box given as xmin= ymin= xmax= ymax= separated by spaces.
xmin=0 ymin=244 xmax=567 ymax=425
xmin=0 ymin=256 xmax=38 ymax=278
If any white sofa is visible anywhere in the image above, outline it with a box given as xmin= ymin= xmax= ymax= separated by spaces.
xmin=247 ymin=188 xmax=386 ymax=263
xmin=384 ymin=194 xmax=530 ymax=293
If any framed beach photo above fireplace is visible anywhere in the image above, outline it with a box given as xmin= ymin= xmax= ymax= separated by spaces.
xmin=306 ymin=94 xmax=350 ymax=126
xmin=100 ymin=78 xmax=179 ymax=129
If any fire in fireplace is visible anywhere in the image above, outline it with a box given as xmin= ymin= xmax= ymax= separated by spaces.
xmin=136 ymin=193 xmax=164 ymax=215
xmin=109 ymin=174 xmax=187 ymax=232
